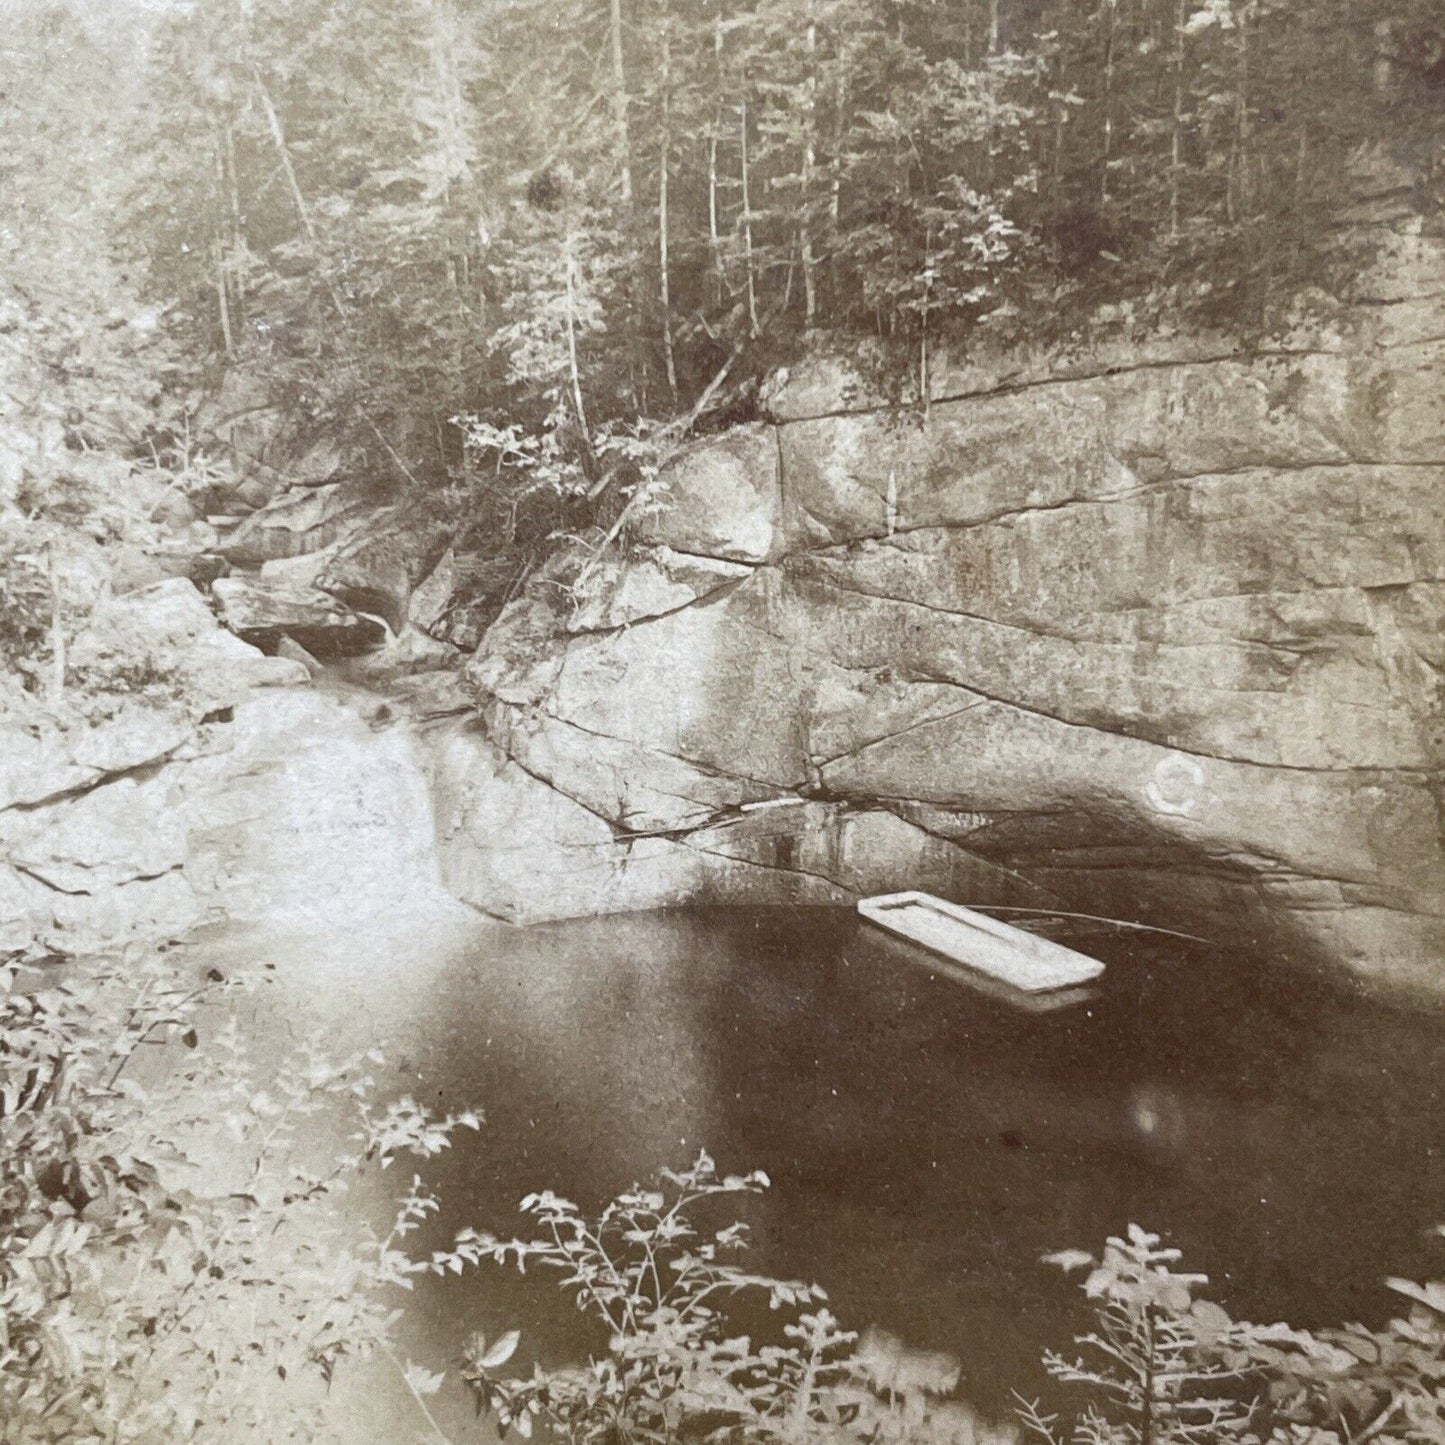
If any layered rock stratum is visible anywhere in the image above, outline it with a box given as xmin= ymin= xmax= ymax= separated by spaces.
xmin=440 ymin=228 xmax=1445 ymax=995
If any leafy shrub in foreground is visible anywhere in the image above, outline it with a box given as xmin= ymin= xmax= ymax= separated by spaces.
xmin=1022 ymin=1226 xmax=1445 ymax=1445
xmin=1023 ymin=1227 xmax=1253 ymax=1445
xmin=456 ymin=1171 xmax=1444 ymax=1445
xmin=0 ymin=949 xmax=478 ymax=1443
xmin=457 ymin=1154 xmax=1031 ymax=1444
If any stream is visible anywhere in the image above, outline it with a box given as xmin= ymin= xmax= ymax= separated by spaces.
xmin=177 ymin=684 xmax=1445 ymax=1440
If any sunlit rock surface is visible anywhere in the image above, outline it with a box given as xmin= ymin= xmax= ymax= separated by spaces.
xmin=0 ymin=676 xmax=467 ymax=960
xmin=0 ymin=580 xmax=310 ymax=957
xmin=446 ymin=231 xmax=1445 ymax=994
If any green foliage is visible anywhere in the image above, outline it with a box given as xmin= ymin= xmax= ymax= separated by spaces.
xmin=458 ymin=1152 xmax=1007 ymax=1444
xmin=1023 ymin=1225 xmax=1445 ymax=1445
xmin=121 ymin=0 xmax=1445 ymax=524
xmin=0 ymin=949 xmax=480 ymax=1443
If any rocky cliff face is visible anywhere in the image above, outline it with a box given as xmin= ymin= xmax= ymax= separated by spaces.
xmin=438 ymin=228 xmax=1445 ymax=996
xmin=0 ymin=579 xmax=319 ymax=957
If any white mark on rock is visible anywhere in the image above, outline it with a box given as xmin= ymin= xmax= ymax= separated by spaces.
xmin=739 ymin=796 xmax=806 ymax=813
xmin=1143 ymin=751 xmax=1206 ymax=817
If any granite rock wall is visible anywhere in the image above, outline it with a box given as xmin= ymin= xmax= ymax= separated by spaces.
xmin=438 ymin=230 xmax=1445 ymax=995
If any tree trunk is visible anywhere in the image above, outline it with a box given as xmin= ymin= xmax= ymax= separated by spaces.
xmin=919 ymin=225 xmax=932 ymax=416
xmin=1140 ymin=1307 xmax=1157 ymax=1445
xmin=254 ymin=68 xmax=347 ymax=320
xmin=708 ymin=127 xmax=724 ymax=304
xmin=1047 ymin=0 xmax=1069 ymax=208
xmin=214 ymin=236 xmax=234 ymax=356
xmin=224 ymin=120 xmax=244 ymax=328
xmin=827 ymin=45 xmax=848 ymax=310
xmin=1293 ymin=125 xmax=1309 ymax=243
xmin=609 ymin=0 xmax=634 ymax=206
xmin=1225 ymin=7 xmax=1251 ymax=226
xmin=1372 ymin=19 xmax=1394 ymax=96
xmin=800 ymin=3 xmax=819 ymax=328
xmin=424 ymin=0 xmax=467 ymax=204
xmin=740 ymin=98 xmax=760 ymax=337
xmin=659 ymin=18 xmax=678 ymax=401
xmin=563 ymin=231 xmax=591 ymax=447
xmin=829 ymin=58 xmax=846 ymax=233
xmin=213 ymin=139 xmax=234 ymax=354
xmin=1168 ymin=0 xmax=1184 ymax=242
xmin=708 ymin=6 xmax=726 ymax=303
xmin=1100 ymin=0 xmax=1118 ymax=206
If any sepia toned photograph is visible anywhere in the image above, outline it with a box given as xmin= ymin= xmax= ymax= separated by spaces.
xmin=2 ymin=0 xmax=1442 ymax=1439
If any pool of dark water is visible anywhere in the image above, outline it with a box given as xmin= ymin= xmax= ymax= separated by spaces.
xmin=204 ymin=902 xmax=1445 ymax=1439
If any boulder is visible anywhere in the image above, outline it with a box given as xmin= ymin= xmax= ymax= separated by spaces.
xmin=274 ymin=635 xmax=326 ymax=679
xmin=433 ymin=595 xmax=503 ymax=651
xmin=235 ymin=476 xmax=276 ymax=512
xmin=150 ymin=488 xmax=202 ymax=530
xmin=191 ymin=375 xmax=341 ymax=487
xmin=634 ymin=425 xmax=782 ymax=563
xmin=259 ymin=544 xmax=341 ymax=592
xmin=411 ymin=545 xmax=531 ymax=651
xmin=408 ymin=547 xmax=458 ymax=632
xmin=212 ymin=575 xmax=386 ymax=660
xmin=289 ymin=435 xmax=346 ymax=486
xmin=220 ymin=483 xmax=371 ymax=565
xmin=333 ymin=623 xmax=460 ymax=686
xmin=69 ymin=577 xmax=309 ymax=707
xmin=194 ymin=371 xmax=347 ymax=503
xmin=107 ymin=543 xmax=168 ymax=595
xmin=193 ymin=370 xmax=286 ymax=480
xmin=146 ymin=546 xmax=229 ymax=587
xmin=317 ymin=506 xmax=450 ymax=632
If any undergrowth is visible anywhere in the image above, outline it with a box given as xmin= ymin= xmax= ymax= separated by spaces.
xmin=0 ymin=949 xmax=478 ymax=1442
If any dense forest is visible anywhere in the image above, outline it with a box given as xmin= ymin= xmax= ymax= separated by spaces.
xmin=115 ymin=0 xmax=1444 ymax=513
